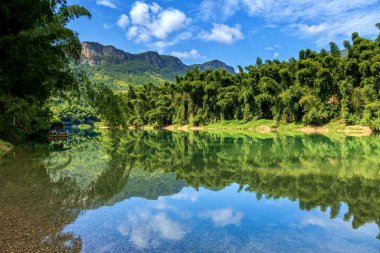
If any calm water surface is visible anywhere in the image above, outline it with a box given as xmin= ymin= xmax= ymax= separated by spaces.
xmin=0 ymin=130 xmax=379 ymax=252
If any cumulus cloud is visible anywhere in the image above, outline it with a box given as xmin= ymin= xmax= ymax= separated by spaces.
xmin=130 ymin=1 xmax=151 ymax=25
xmin=152 ymin=10 xmax=187 ymax=39
xmin=125 ymin=2 xmax=189 ymax=43
xmin=200 ymin=23 xmax=244 ymax=44
xmin=200 ymin=208 xmax=243 ymax=227
xmin=96 ymin=0 xmax=117 ymax=9
xmin=273 ymin=52 xmax=280 ymax=58
xmin=117 ymin=14 xmax=130 ymax=29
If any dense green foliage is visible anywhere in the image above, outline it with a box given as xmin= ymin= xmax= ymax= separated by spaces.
xmin=99 ymin=28 xmax=380 ymax=129
xmin=76 ymin=58 xmax=183 ymax=88
xmin=0 ymin=0 xmax=90 ymax=141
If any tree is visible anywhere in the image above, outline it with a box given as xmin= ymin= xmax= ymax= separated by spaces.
xmin=352 ymin=32 xmax=359 ymax=42
xmin=329 ymin=42 xmax=341 ymax=57
xmin=343 ymin=40 xmax=352 ymax=50
xmin=0 ymin=0 xmax=90 ymax=141
xmin=299 ymin=50 xmax=306 ymax=60
xmin=49 ymin=22 xmax=380 ymax=131
xmin=320 ymin=49 xmax=328 ymax=57
xmin=256 ymin=57 xmax=263 ymax=67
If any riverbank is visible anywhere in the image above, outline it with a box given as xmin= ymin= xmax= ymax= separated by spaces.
xmin=0 ymin=139 xmax=13 ymax=157
xmin=159 ymin=120 xmax=374 ymax=137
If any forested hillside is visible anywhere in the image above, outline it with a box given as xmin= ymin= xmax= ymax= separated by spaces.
xmin=86 ymin=27 xmax=380 ymax=130
xmin=79 ymin=42 xmax=236 ymax=87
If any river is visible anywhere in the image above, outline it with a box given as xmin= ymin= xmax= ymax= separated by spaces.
xmin=0 ymin=130 xmax=379 ymax=252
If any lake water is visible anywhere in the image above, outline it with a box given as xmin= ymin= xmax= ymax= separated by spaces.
xmin=0 ymin=130 xmax=379 ymax=252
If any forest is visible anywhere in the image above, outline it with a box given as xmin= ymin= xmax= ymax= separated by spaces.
xmin=89 ymin=27 xmax=380 ymax=130
xmin=1 ymin=1 xmax=380 ymax=143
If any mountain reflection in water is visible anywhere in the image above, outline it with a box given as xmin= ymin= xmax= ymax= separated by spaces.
xmin=0 ymin=130 xmax=379 ymax=252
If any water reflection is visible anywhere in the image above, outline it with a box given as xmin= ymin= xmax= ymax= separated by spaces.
xmin=0 ymin=145 xmax=82 ymax=252
xmin=0 ymin=130 xmax=379 ymax=252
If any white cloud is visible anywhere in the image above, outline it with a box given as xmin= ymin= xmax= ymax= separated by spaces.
xmin=130 ymin=1 xmax=151 ymax=25
xmin=273 ymin=52 xmax=280 ymax=58
xmin=123 ymin=1 xmax=190 ymax=50
xmin=150 ymin=32 xmax=192 ymax=52
xmin=117 ymin=14 xmax=130 ymax=29
xmin=171 ymin=50 xmax=203 ymax=60
xmin=150 ymin=2 xmax=162 ymax=14
xmin=198 ymin=0 xmax=380 ymax=46
xmin=241 ymin=0 xmax=378 ymax=20
xmin=96 ymin=0 xmax=117 ymax=9
xmin=200 ymin=0 xmax=240 ymax=21
xmin=129 ymin=1 xmax=188 ymax=40
xmin=103 ymin=23 xmax=113 ymax=29
xmin=150 ymin=9 xmax=187 ymax=39
xmin=200 ymin=208 xmax=243 ymax=227
xmin=241 ymin=0 xmax=269 ymax=15
xmin=200 ymin=23 xmax=244 ymax=44
xmin=298 ymin=23 xmax=328 ymax=35
xmin=246 ymin=0 xmax=380 ymax=45
xmin=265 ymin=44 xmax=280 ymax=51
xmin=127 ymin=26 xmax=150 ymax=43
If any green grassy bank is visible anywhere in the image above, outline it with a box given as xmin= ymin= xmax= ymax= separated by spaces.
xmin=0 ymin=139 xmax=13 ymax=157
xmin=160 ymin=120 xmax=374 ymax=137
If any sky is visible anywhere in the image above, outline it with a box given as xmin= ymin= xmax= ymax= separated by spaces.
xmin=67 ymin=0 xmax=380 ymax=67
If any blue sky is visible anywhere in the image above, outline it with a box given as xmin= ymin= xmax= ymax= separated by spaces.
xmin=67 ymin=0 xmax=380 ymax=67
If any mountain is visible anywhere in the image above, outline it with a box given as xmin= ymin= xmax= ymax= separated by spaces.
xmin=81 ymin=42 xmax=187 ymax=70
xmin=189 ymin=60 xmax=235 ymax=74
xmin=78 ymin=42 xmax=235 ymax=87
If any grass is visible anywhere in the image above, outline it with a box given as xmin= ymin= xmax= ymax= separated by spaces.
xmin=203 ymin=119 xmax=277 ymax=129
xmin=77 ymin=124 xmax=92 ymax=130
xmin=159 ymin=119 xmax=373 ymax=137
xmin=0 ymin=139 xmax=13 ymax=158
xmin=202 ymin=119 xmax=304 ymax=132
xmin=94 ymin=122 xmax=109 ymax=129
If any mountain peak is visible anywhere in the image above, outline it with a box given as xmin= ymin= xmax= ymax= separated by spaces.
xmin=81 ymin=41 xmax=128 ymax=65
xmin=79 ymin=41 xmax=236 ymax=84
xmin=200 ymin=60 xmax=236 ymax=74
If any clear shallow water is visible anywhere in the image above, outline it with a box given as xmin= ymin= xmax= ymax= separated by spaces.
xmin=0 ymin=130 xmax=379 ymax=252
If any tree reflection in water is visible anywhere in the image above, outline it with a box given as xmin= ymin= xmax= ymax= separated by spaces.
xmin=0 ymin=130 xmax=379 ymax=252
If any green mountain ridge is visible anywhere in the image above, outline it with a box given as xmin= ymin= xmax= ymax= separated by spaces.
xmin=79 ymin=41 xmax=236 ymax=87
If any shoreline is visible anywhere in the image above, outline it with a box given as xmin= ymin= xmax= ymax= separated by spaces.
xmin=93 ymin=120 xmax=376 ymax=137
xmin=153 ymin=121 xmax=374 ymax=137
